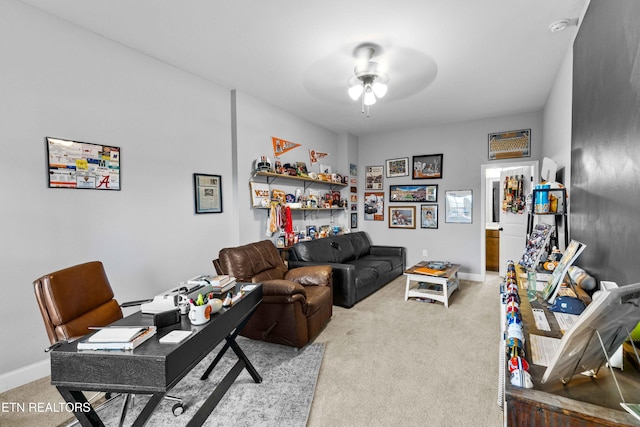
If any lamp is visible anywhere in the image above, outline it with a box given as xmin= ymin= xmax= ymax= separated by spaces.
xmin=348 ymin=45 xmax=389 ymax=117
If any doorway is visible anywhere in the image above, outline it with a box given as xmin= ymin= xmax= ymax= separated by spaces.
xmin=480 ymin=160 xmax=539 ymax=280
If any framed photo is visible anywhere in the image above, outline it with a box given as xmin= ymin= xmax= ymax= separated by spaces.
xmin=412 ymin=154 xmax=443 ymax=179
xmin=389 ymin=184 xmax=437 ymax=202
xmin=488 ymin=128 xmax=531 ymax=160
xmin=350 ymin=186 xmax=357 ymax=193
xmin=350 ymin=163 xmax=358 ymax=176
xmin=46 ymin=137 xmax=120 ymax=190
xmin=389 ymin=206 xmax=416 ymax=229
xmin=445 ymin=190 xmax=472 ymax=223
xmin=365 ymin=165 xmax=384 ymax=190
xmin=351 ymin=213 xmax=358 ymax=229
xmin=420 ymin=204 xmax=438 ymax=229
xmin=385 ymin=157 xmax=409 ymax=178
xmin=364 ymin=191 xmax=384 ymax=221
xmin=194 ymin=173 xmax=222 ymax=214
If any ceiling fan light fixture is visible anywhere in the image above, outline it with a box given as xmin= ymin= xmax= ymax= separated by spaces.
xmin=363 ymin=86 xmax=377 ymax=106
xmin=348 ymin=84 xmax=364 ymax=100
xmin=372 ymin=82 xmax=388 ymax=98
xmin=347 ymin=43 xmax=389 ymax=116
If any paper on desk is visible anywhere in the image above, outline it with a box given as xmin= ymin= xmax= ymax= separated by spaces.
xmin=553 ymin=312 xmax=580 ymax=333
xmin=529 ymin=334 xmax=561 ymax=366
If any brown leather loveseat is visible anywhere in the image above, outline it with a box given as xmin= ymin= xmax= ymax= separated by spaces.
xmin=215 ymin=240 xmax=333 ymax=348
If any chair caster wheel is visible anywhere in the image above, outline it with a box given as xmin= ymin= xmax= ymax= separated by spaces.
xmin=172 ymin=403 xmax=184 ymax=416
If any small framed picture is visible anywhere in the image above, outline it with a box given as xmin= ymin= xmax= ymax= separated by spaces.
xmin=389 ymin=206 xmax=416 ymax=229
xmin=412 ymin=154 xmax=443 ymax=179
xmin=319 ymin=164 xmax=332 ymax=174
xmin=385 ymin=157 xmax=409 ymax=178
xmin=420 ymin=204 xmax=438 ymax=229
xmin=351 ymin=213 xmax=358 ymax=229
xmin=445 ymin=190 xmax=472 ymax=223
xmin=194 ymin=173 xmax=222 ymax=214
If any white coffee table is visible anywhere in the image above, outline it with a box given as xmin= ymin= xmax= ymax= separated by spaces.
xmin=404 ymin=263 xmax=461 ymax=308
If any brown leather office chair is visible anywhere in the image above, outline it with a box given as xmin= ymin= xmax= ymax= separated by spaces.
xmin=214 ymin=240 xmax=333 ymax=348
xmin=32 ymin=261 xmax=182 ymax=426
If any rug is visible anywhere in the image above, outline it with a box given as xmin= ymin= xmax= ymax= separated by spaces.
xmin=65 ymin=337 xmax=325 ymax=427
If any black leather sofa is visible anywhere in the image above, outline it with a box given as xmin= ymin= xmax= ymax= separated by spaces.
xmin=287 ymin=232 xmax=406 ymax=308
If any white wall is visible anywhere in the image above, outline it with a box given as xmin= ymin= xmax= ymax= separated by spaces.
xmin=542 ymin=46 xmax=574 ymax=190
xmin=234 ymin=91 xmax=350 ymax=244
xmin=0 ymin=0 xmax=234 ymax=389
xmin=358 ymin=111 xmax=543 ymax=274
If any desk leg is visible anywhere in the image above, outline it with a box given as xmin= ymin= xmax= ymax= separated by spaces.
xmin=188 ymin=360 xmax=246 ymax=427
xmin=228 ymin=336 xmax=262 ymax=383
xmin=56 ymin=388 xmax=104 ymax=427
xmin=130 ymin=392 xmax=165 ymax=427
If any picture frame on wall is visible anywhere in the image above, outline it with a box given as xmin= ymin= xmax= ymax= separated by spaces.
xmin=364 ymin=191 xmax=384 ymax=221
xmin=46 ymin=137 xmax=121 ymax=190
xmin=365 ymin=165 xmax=384 ymax=190
xmin=194 ymin=173 xmax=222 ymax=214
xmin=420 ymin=204 xmax=438 ymax=229
xmin=389 ymin=206 xmax=416 ymax=229
xmin=445 ymin=189 xmax=472 ymax=223
xmin=412 ymin=154 xmax=443 ymax=179
xmin=389 ymin=184 xmax=437 ymax=202
xmin=488 ymin=128 xmax=531 ymax=160
xmin=351 ymin=213 xmax=358 ymax=229
xmin=385 ymin=157 xmax=409 ymax=178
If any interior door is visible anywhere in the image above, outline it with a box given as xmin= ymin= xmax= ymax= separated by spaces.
xmin=498 ymin=166 xmax=534 ymax=277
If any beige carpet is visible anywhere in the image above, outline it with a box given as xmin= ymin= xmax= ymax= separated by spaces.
xmin=0 ymin=274 xmax=503 ymax=427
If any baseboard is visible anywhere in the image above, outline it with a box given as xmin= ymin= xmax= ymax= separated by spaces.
xmin=459 ymin=272 xmax=483 ymax=283
xmin=0 ymin=359 xmax=50 ymax=394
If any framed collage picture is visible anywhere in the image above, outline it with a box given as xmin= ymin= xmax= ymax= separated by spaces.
xmin=385 ymin=157 xmax=409 ymax=178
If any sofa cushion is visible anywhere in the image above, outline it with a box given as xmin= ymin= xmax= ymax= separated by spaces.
xmin=349 ymin=258 xmax=393 ymax=275
xmin=330 ymin=235 xmax=357 ymax=263
xmin=349 ymin=232 xmax=372 ymax=258
xmin=291 ymin=238 xmax=335 ymax=263
xmin=367 ymin=255 xmax=404 ymax=271
xmin=353 ymin=266 xmax=378 ymax=289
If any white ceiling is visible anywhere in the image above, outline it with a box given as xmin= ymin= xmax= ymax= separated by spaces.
xmin=20 ymin=0 xmax=588 ymax=136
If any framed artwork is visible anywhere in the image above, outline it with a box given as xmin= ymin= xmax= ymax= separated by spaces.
xmin=350 ymin=186 xmax=357 ymax=193
xmin=389 ymin=184 xmax=437 ymax=202
xmin=445 ymin=190 xmax=472 ymax=223
xmin=351 ymin=204 xmax=357 ymax=211
xmin=420 ymin=204 xmax=438 ymax=229
xmin=364 ymin=191 xmax=384 ymax=221
xmin=350 ymin=163 xmax=358 ymax=176
xmin=46 ymin=137 xmax=120 ymax=190
xmin=488 ymin=128 xmax=531 ymax=160
xmin=389 ymin=206 xmax=416 ymax=229
xmin=385 ymin=157 xmax=409 ymax=178
xmin=365 ymin=165 xmax=384 ymax=190
xmin=194 ymin=173 xmax=222 ymax=214
xmin=412 ymin=154 xmax=443 ymax=179
xmin=351 ymin=213 xmax=358 ymax=229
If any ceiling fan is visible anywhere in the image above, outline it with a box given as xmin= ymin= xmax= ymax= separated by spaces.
xmin=347 ymin=43 xmax=389 ymax=117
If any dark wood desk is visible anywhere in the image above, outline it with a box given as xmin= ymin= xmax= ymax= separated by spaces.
xmin=50 ymin=284 xmax=263 ymax=427
xmin=505 ymin=270 xmax=640 ymax=426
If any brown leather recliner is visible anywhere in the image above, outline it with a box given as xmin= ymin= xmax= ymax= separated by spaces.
xmin=215 ymin=240 xmax=333 ymax=348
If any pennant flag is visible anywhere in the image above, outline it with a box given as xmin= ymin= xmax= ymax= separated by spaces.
xmin=309 ymin=149 xmax=329 ymax=164
xmin=272 ymin=136 xmax=301 ymax=157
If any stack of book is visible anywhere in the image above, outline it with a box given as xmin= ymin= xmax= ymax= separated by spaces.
xmin=77 ymin=326 xmax=157 ymax=351
xmin=188 ymin=274 xmax=236 ymax=294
